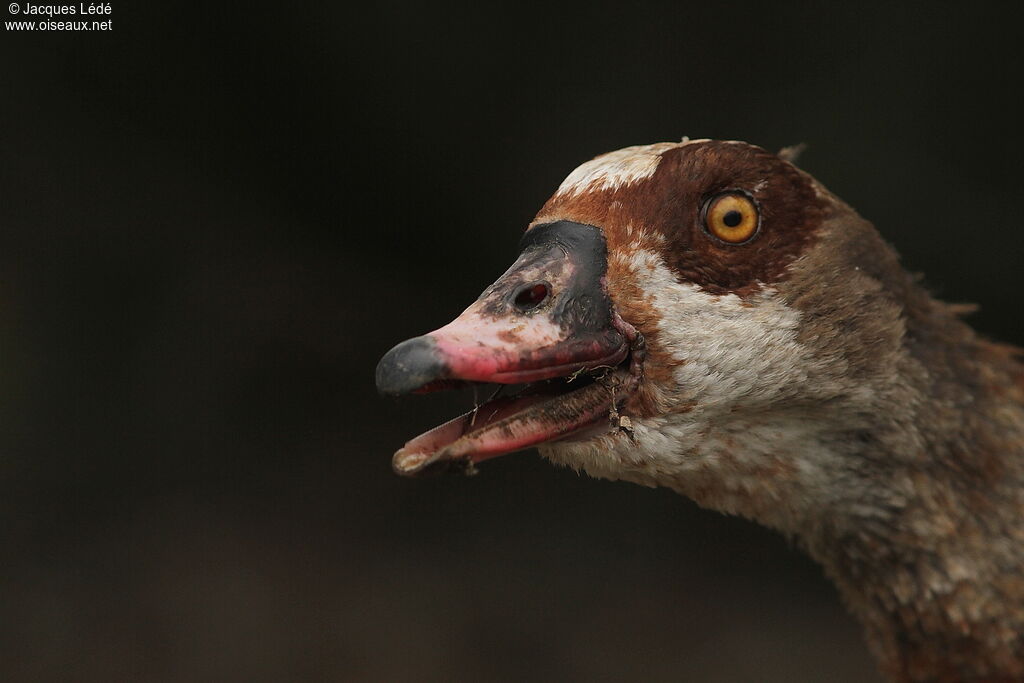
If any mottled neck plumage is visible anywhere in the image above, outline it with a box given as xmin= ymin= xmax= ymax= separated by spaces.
xmin=527 ymin=140 xmax=1024 ymax=681
xmin=809 ymin=337 xmax=1024 ymax=681
xmin=747 ymin=201 xmax=1024 ymax=681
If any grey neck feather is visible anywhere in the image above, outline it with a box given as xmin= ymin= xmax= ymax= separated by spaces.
xmin=774 ymin=204 xmax=1024 ymax=681
xmin=543 ymin=199 xmax=1024 ymax=680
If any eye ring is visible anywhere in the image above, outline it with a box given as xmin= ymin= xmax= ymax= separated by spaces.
xmin=702 ymin=191 xmax=760 ymax=244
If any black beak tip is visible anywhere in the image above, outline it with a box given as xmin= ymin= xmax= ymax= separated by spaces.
xmin=375 ymin=335 xmax=448 ymax=396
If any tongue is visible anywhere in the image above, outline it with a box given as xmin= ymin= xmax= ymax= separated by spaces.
xmin=392 ymin=379 xmax=615 ymax=476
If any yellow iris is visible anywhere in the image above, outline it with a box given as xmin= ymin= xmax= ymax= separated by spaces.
xmin=705 ymin=193 xmax=759 ymax=244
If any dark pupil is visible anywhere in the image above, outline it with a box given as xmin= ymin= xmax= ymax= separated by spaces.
xmin=722 ymin=210 xmax=743 ymax=228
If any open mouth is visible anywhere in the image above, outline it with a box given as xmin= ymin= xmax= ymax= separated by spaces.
xmin=376 ymin=219 xmax=642 ymax=477
xmin=390 ymin=334 xmax=644 ymax=476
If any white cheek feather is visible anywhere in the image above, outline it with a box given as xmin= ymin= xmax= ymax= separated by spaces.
xmin=555 ymin=139 xmax=710 ymax=198
xmin=628 ymin=249 xmax=813 ymax=410
xmin=541 ymin=250 xmax=856 ymax=531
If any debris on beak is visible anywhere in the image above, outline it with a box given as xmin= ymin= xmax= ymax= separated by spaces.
xmin=377 ymin=221 xmax=645 ymax=475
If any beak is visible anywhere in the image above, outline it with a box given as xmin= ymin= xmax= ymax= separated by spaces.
xmin=376 ymin=221 xmax=629 ymax=393
xmin=376 ymin=221 xmax=641 ymax=475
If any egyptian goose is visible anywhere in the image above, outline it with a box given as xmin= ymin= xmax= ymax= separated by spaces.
xmin=376 ymin=139 xmax=1024 ymax=682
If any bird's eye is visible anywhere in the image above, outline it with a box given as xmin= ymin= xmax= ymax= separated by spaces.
xmin=704 ymin=192 xmax=760 ymax=244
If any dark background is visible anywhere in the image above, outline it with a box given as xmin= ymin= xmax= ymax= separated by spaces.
xmin=2 ymin=3 xmax=1022 ymax=681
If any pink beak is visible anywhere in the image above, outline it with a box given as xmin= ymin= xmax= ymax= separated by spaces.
xmin=376 ymin=221 xmax=630 ymax=395
xmin=376 ymin=221 xmax=641 ymax=476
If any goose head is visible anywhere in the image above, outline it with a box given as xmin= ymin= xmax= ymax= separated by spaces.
xmin=377 ymin=139 xmax=885 ymax=522
xmin=376 ymin=139 xmax=1024 ymax=681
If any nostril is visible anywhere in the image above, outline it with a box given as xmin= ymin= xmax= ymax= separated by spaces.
xmin=513 ymin=281 xmax=551 ymax=312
